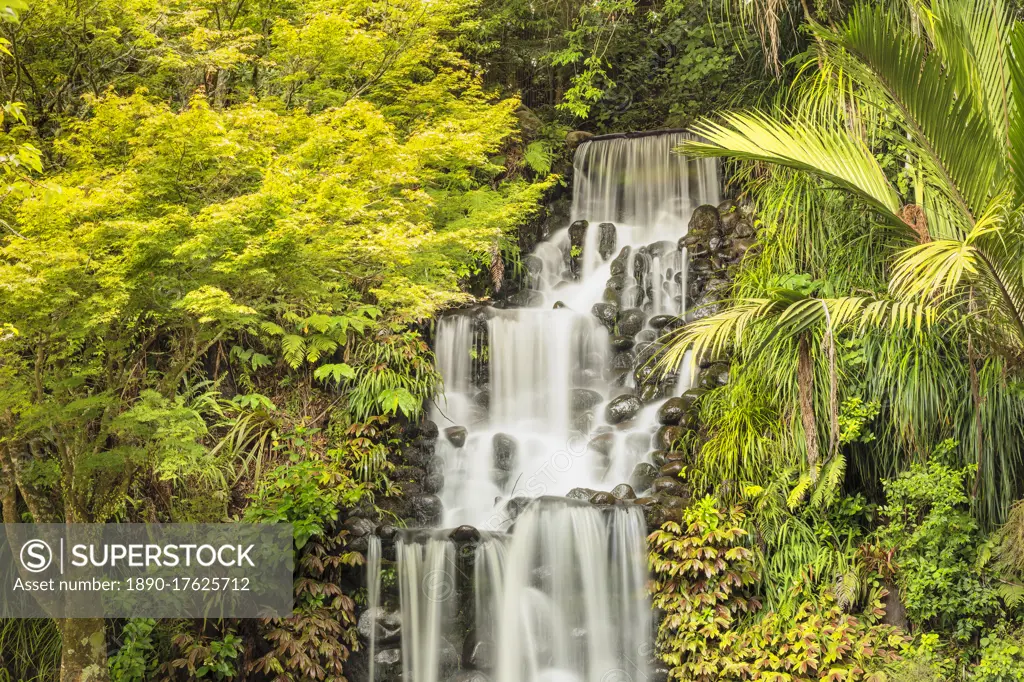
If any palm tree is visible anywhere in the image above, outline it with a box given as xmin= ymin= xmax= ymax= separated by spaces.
xmin=664 ymin=0 xmax=1024 ymax=521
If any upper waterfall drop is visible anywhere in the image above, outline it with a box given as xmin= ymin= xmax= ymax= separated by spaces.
xmin=431 ymin=132 xmax=719 ymax=529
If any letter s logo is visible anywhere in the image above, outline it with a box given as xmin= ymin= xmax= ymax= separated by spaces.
xmin=20 ymin=539 xmax=52 ymax=573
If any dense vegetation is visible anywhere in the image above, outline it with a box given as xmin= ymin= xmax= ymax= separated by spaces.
xmin=2 ymin=0 xmax=1024 ymax=680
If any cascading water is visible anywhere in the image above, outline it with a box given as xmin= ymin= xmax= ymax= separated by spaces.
xmin=433 ymin=132 xmax=718 ymax=530
xmin=367 ymin=132 xmax=720 ymax=682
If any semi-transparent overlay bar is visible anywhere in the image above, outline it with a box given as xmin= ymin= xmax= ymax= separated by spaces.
xmin=0 ymin=524 xmax=294 ymax=618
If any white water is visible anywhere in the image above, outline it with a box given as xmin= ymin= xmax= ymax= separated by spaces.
xmin=433 ymin=133 xmax=718 ymax=529
xmin=379 ymin=132 xmax=718 ymax=682
xmin=367 ymin=536 xmax=382 ymax=682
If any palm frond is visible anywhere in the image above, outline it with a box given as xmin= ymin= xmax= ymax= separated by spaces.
xmin=682 ymin=112 xmax=903 ymax=223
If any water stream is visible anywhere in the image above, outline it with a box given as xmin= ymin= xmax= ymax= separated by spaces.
xmin=369 ymin=132 xmax=719 ymax=682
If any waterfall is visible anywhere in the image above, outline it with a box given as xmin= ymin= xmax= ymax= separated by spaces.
xmin=494 ymin=500 xmax=649 ymax=682
xmin=398 ymin=534 xmax=459 ymax=682
xmin=391 ymin=131 xmax=720 ymax=682
xmin=367 ymin=535 xmax=382 ymax=682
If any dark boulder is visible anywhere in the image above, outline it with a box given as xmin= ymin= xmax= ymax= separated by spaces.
xmin=630 ymin=462 xmax=658 ymax=492
xmin=652 ymin=477 xmax=687 ymax=497
xmin=653 ymin=425 xmax=686 ymax=451
xmin=605 ymin=394 xmax=642 ymax=424
xmin=589 ymin=491 xmax=618 ymax=506
xmin=444 ymin=426 xmax=468 ymax=448
xmin=659 ymin=461 xmax=685 ymax=478
xmin=424 ymin=472 xmax=444 ymax=494
xmin=610 ymin=246 xmax=632 ymax=276
xmin=492 ymin=434 xmax=517 ymax=472
xmin=411 ymin=494 xmax=443 ymax=526
xmin=598 ymin=222 xmax=617 ymax=261
xmin=568 ymin=220 xmax=588 ymax=249
xmin=567 ymin=487 xmax=600 ymax=501
xmin=657 ymin=397 xmax=686 ymax=425
xmin=689 ymin=204 xmax=723 ymax=236
xmin=462 ymin=629 xmax=496 ymax=671
xmin=571 ymin=388 xmax=604 ymax=412
xmin=617 ymin=308 xmax=646 ymax=336
xmin=611 ymin=350 xmax=635 ymax=370
xmin=610 ymin=335 xmax=635 ymax=352
xmin=592 ymin=303 xmax=618 ymax=329
xmin=612 ymin=483 xmax=637 ymax=500
xmin=420 ymin=420 xmax=439 ymax=443
xmin=450 ymin=525 xmax=481 ymax=543
xmin=649 ymin=314 xmax=683 ymax=331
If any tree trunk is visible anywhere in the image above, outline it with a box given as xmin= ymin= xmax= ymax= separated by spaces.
xmin=60 ymin=618 xmax=109 ymax=682
xmin=797 ymin=335 xmax=819 ymax=479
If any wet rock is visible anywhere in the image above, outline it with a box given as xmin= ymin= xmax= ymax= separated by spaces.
xmin=689 ymin=204 xmax=723 ymax=236
xmin=552 ymin=300 xmax=567 ymax=309
xmin=567 ymin=487 xmax=600 ymax=501
xmin=411 ymin=494 xmax=443 ymax=525
xmin=426 ymin=456 xmax=445 ymax=477
xmin=652 ymin=476 xmax=687 ymax=496
xmin=450 ymin=525 xmax=481 ymax=543
xmin=592 ymin=302 xmax=618 ymax=329
xmin=735 ymin=218 xmax=755 ymax=239
xmin=612 ymin=483 xmax=637 ymax=500
xmin=611 ymin=350 xmax=635 ymax=370
xmin=424 ymin=472 xmax=444 ymax=494
xmin=344 ymin=515 xmax=376 ymax=538
xmin=572 ymin=388 xmax=604 ymax=412
xmin=588 ymin=433 xmax=616 ymax=456
xmin=633 ymin=251 xmax=651 ymax=278
xmin=659 ymin=462 xmax=685 ymax=478
xmin=602 ymin=287 xmax=620 ymax=305
xmin=504 ymin=495 xmax=532 ymax=521
xmin=649 ymin=314 xmax=683 ymax=331
xmin=635 ymin=329 xmax=657 ymax=344
xmin=359 ymin=607 xmax=402 ymax=645
xmin=569 ymin=220 xmax=588 ymax=249
xmin=598 ymin=222 xmax=617 ymax=261
xmin=630 ymin=462 xmax=658 ymax=492
xmin=699 ymin=363 xmax=730 ymax=389
xmin=653 ymin=425 xmax=686 ymax=451
xmin=589 ymin=491 xmax=618 ymax=506
xmin=509 ymin=290 xmax=544 ymax=308
xmin=656 ymin=492 xmax=690 ymax=508
xmin=444 ymin=426 xmax=468 ymax=448
xmin=647 ymin=240 xmax=677 ymax=259
xmin=679 ymin=389 xmax=703 ymax=412
xmin=610 ymin=246 xmax=632 ymax=276
xmin=728 ymin=237 xmax=756 ymax=260
xmin=492 ymin=434 xmax=517 ymax=472
xmin=420 ymin=420 xmax=439 ymax=443
xmin=610 ymin=335 xmax=635 ymax=351
xmin=656 ymin=450 xmax=689 ymax=467
xmin=633 ymin=362 xmax=656 ymax=386
xmin=566 ymin=130 xmax=595 ymax=148
xmin=708 ymin=234 xmax=727 ymax=251
xmin=617 ymin=308 xmax=646 ymax=336
xmin=605 ymin=394 xmax=642 ymax=424
xmin=657 ymin=397 xmax=686 ymax=425
xmin=634 ymin=341 xmax=663 ymax=367
xmin=523 ymin=254 xmax=544 ymax=277
xmin=606 ymin=273 xmax=627 ymax=292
